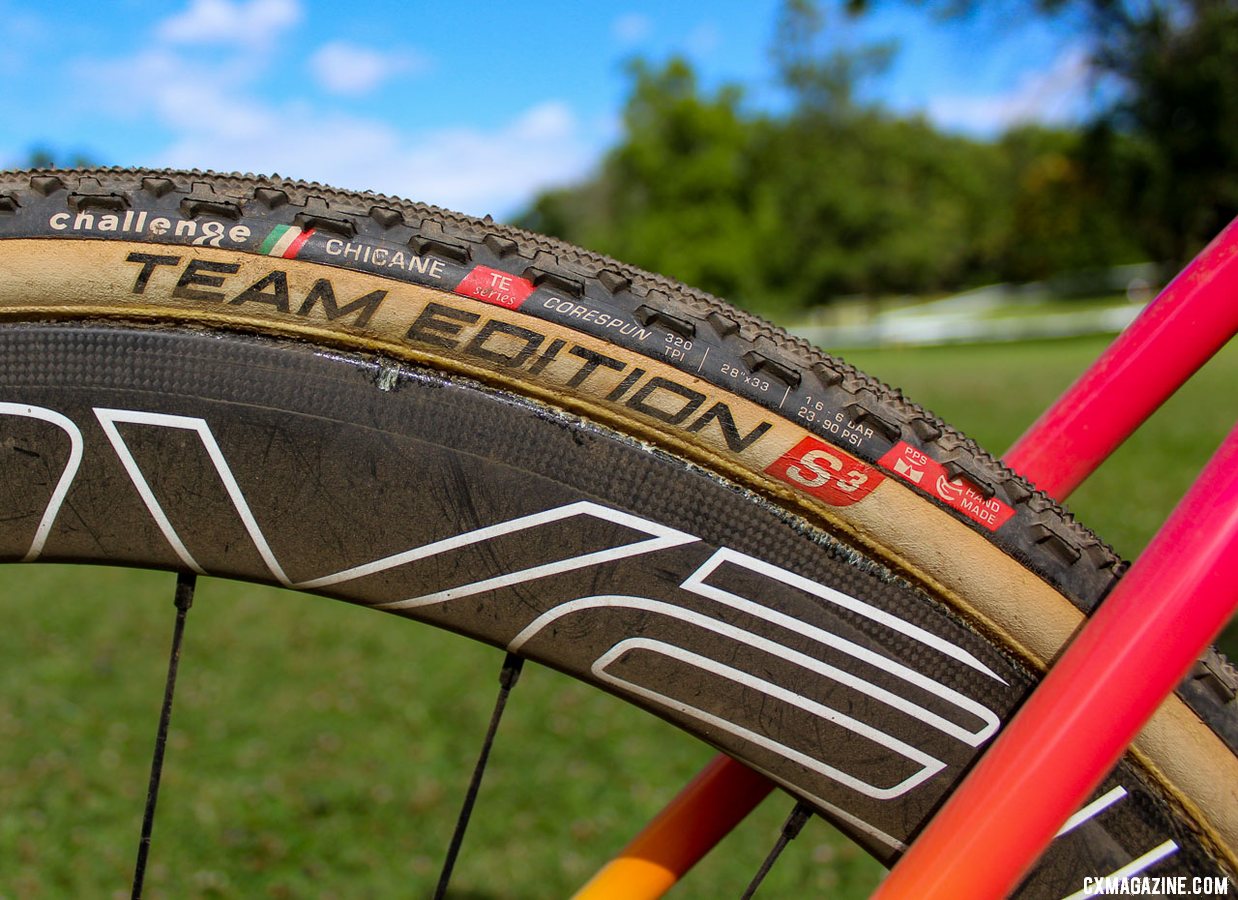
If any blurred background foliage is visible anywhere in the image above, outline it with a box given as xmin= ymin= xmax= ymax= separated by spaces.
xmin=517 ymin=0 xmax=1238 ymax=319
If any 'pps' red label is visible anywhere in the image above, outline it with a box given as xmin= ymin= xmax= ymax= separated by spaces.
xmin=454 ymin=266 xmax=535 ymax=310
xmin=878 ymin=441 xmax=1015 ymax=531
xmin=765 ymin=436 xmax=883 ymax=507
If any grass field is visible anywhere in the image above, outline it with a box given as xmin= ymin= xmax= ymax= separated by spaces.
xmin=1 ymin=334 xmax=1234 ymax=897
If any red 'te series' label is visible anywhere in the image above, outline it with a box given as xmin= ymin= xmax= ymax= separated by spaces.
xmin=878 ymin=441 xmax=1015 ymax=531
xmin=454 ymin=265 xmax=536 ymax=310
xmin=765 ymin=436 xmax=883 ymax=507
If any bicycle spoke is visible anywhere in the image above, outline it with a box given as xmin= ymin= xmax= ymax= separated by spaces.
xmin=130 ymin=572 xmax=196 ymax=900
xmin=739 ymin=801 xmax=812 ymax=900
xmin=433 ymin=652 xmax=524 ymax=900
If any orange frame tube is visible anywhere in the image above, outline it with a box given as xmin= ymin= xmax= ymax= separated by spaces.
xmin=572 ymin=755 xmax=773 ymax=899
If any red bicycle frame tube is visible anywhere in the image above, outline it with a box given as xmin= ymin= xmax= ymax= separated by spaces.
xmin=582 ymin=219 xmax=1238 ymax=898
xmin=1006 ymin=216 xmax=1238 ymax=500
xmin=878 ymin=220 xmax=1238 ymax=898
xmin=874 ymin=422 xmax=1238 ymax=899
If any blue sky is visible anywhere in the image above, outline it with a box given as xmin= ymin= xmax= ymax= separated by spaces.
xmin=0 ymin=0 xmax=1100 ymax=219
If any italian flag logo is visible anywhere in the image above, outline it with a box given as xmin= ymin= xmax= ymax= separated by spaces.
xmin=259 ymin=224 xmax=315 ymax=259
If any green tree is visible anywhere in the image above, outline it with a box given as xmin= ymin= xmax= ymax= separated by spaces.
xmin=848 ymin=0 xmax=1238 ymax=266
xmin=756 ymin=1 xmax=1013 ymax=298
xmin=519 ymin=1 xmax=1217 ymax=315
xmin=521 ymin=59 xmax=770 ymax=307
xmin=520 ymin=55 xmax=1019 ymax=314
xmin=998 ymin=125 xmax=1145 ymax=280
xmin=751 ymin=108 xmax=1011 ymax=298
xmin=18 ymin=146 xmax=99 ymax=169
xmin=1089 ymin=0 xmax=1238 ymax=266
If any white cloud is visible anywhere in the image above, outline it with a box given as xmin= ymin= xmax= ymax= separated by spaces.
xmin=926 ymin=47 xmax=1092 ymax=134
xmin=157 ymin=0 xmax=302 ymax=46
xmin=389 ymin=102 xmax=594 ymax=215
xmin=69 ymin=1 xmax=599 ymax=217
xmin=1 ymin=4 xmax=47 ymax=42
xmin=612 ymin=13 xmax=652 ymax=45
xmin=0 ymin=4 xmax=49 ymax=76
xmin=685 ymin=21 xmax=721 ymax=57
xmin=78 ymin=47 xmax=259 ymax=125
xmin=157 ymin=98 xmax=596 ymax=218
xmin=309 ymin=42 xmax=427 ymax=96
xmin=79 ymin=43 xmax=596 ymax=217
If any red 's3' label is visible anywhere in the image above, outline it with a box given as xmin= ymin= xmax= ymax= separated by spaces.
xmin=765 ymin=436 xmax=883 ymax=507
xmin=878 ymin=441 xmax=1015 ymax=531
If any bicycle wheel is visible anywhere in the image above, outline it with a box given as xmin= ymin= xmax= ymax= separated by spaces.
xmin=0 ymin=168 xmax=1233 ymax=897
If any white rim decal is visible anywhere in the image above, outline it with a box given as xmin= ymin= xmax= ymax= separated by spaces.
xmin=510 ymin=595 xmax=998 ymax=747
xmin=684 ymin=547 xmax=1006 ymax=684
xmin=0 ymin=402 xmax=84 ymax=563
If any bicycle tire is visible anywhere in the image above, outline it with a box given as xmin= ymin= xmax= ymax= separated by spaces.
xmin=0 ymin=167 xmax=1234 ymax=897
